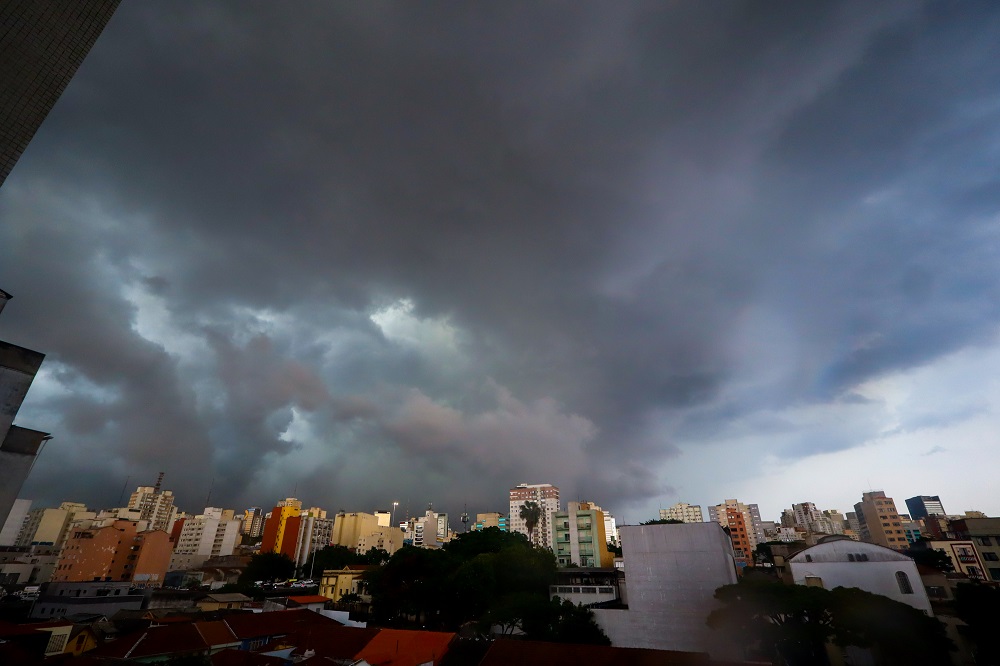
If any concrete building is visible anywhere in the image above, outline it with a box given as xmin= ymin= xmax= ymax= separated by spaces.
xmin=331 ymin=511 xmax=379 ymax=550
xmin=292 ymin=515 xmax=335 ymax=567
xmin=357 ymin=526 xmax=404 ymax=556
xmin=788 ymin=535 xmax=932 ymax=615
xmin=472 ymin=512 xmax=508 ymax=531
xmin=15 ymin=502 xmax=90 ymax=548
xmin=905 ymin=495 xmax=946 ymax=521
xmin=0 ymin=292 xmax=49 ymax=531
xmin=375 ymin=510 xmax=391 ymax=527
xmin=53 ymin=520 xmax=172 ymax=588
xmin=509 ymin=483 xmax=560 ymax=548
xmin=127 ymin=483 xmax=177 ymax=533
xmin=260 ymin=498 xmax=303 ymax=555
xmin=591 ymin=523 xmax=739 ymax=656
xmin=709 ymin=499 xmax=762 ymax=567
xmin=31 ymin=581 xmax=142 ymax=620
xmin=320 ymin=565 xmax=377 ymax=602
xmin=0 ymin=498 xmax=31 ymax=546
xmin=241 ymin=507 xmax=264 ymax=539
xmin=169 ymin=507 xmax=240 ymax=571
xmin=0 ymin=0 xmax=122 ymax=187
xmin=949 ymin=517 xmax=1000 ymax=582
xmin=405 ymin=508 xmax=445 ymax=549
xmin=659 ymin=502 xmax=704 ymax=523
xmin=854 ymin=491 xmax=908 ymax=550
xmin=919 ymin=540 xmax=985 ymax=580
xmin=553 ymin=502 xmax=615 ymax=568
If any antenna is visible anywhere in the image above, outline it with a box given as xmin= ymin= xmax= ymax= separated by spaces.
xmin=461 ymin=504 xmax=469 ymax=532
xmin=118 ymin=475 xmax=130 ymax=505
xmin=205 ymin=477 xmax=215 ymax=507
xmin=154 ymin=471 xmax=164 ymax=494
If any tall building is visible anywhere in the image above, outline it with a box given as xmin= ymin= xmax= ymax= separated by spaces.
xmin=260 ymin=498 xmax=303 ymax=555
xmin=905 ymin=496 xmax=946 ymax=521
xmin=708 ymin=499 xmax=764 ymax=563
xmin=509 ymin=483 xmax=560 ymax=548
xmin=15 ymin=502 xmax=89 ymax=547
xmin=330 ymin=511 xmax=379 ymax=550
xmin=127 ymin=481 xmax=177 ymax=533
xmin=292 ymin=514 xmax=335 ymax=568
xmin=854 ymin=491 xmax=908 ymax=550
xmin=659 ymin=502 xmax=704 ymax=523
xmin=553 ymin=501 xmax=614 ymax=568
xmin=0 ymin=0 xmax=122 ymax=187
xmin=54 ymin=520 xmax=172 ymax=588
xmin=169 ymin=507 xmax=241 ymax=571
xmin=241 ymin=507 xmax=264 ymax=538
xmin=0 ymin=289 xmax=49 ymax=529
xmin=0 ymin=498 xmax=31 ymax=546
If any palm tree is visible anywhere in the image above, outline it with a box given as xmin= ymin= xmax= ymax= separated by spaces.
xmin=519 ymin=500 xmax=542 ymax=544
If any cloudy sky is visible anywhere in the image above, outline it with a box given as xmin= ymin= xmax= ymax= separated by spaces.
xmin=3 ymin=1 xmax=1000 ymax=525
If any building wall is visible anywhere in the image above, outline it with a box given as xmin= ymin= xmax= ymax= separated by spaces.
xmin=592 ymin=523 xmax=738 ymax=657
xmin=261 ymin=503 xmax=301 ymax=554
xmin=0 ymin=498 xmax=31 ymax=546
xmin=925 ymin=540 xmax=985 ymax=580
xmin=554 ymin=502 xmax=614 ymax=568
xmin=949 ymin=518 xmax=1000 ymax=582
xmin=357 ymin=526 xmax=403 ymax=555
xmin=473 ymin=513 xmax=508 ymax=531
xmin=0 ymin=426 xmax=48 ymax=531
xmin=854 ymin=491 xmax=908 ymax=550
xmin=331 ymin=512 xmax=379 ymax=549
xmin=788 ymin=538 xmax=932 ymax=614
xmin=659 ymin=502 xmax=704 ymax=523
xmin=131 ymin=530 xmax=172 ymax=587
xmin=509 ymin=483 xmax=560 ymax=548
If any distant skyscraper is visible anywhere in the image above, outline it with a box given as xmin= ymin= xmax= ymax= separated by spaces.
xmin=0 ymin=289 xmax=49 ymax=530
xmin=127 ymin=479 xmax=177 ymax=532
xmin=0 ymin=0 xmax=122 ymax=187
xmin=660 ymin=502 xmax=704 ymax=523
xmin=905 ymin=496 xmax=946 ymax=521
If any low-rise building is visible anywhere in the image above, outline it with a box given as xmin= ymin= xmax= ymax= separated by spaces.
xmin=787 ymin=535 xmax=932 ymax=615
xmin=320 ymin=564 xmax=377 ymax=602
xmin=472 ymin=512 xmax=508 ymax=531
xmin=949 ymin=517 xmax=1000 ymax=582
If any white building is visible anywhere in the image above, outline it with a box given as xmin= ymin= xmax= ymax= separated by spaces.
xmin=169 ymin=507 xmax=240 ymax=571
xmin=788 ymin=535 xmax=932 ymax=615
xmin=509 ymin=483 xmax=560 ymax=548
xmin=292 ymin=515 xmax=335 ymax=567
xmin=0 ymin=498 xmax=30 ymax=546
xmin=708 ymin=499 xmax=764 ymax=549
xmin=128 ymin=485 xmax=177 ymax=532
xmin=659 ymin=502 xmax=704 ymax=523
xmin=592 ymin=523 xmax=739 ymax=658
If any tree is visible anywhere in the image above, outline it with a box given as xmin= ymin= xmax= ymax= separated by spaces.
xmin=904 ymin=546 xmax=954 ymax=573
xmin=708 ymin=579 xmax=954 ymax=666
xmin=519 ymin=501 xmax=542 ymax=543
xmin=640 ymin=518 xmax=684 ymax=525
xmin=955 ymin=583 xmax=1000 ymax=665
xmin=238 ymin=552 xmax=295 ymax=585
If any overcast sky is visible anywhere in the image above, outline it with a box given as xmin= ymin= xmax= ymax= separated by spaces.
xmin=3 ymin=1 xmax=1000 ymax=526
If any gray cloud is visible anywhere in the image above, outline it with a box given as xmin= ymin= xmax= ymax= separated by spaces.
xmin=3 ymin=1 xmax=1000 ymax=521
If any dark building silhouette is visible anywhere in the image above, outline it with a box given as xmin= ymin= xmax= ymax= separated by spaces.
xmin=0 ymin=0 xmax=122 ymax=187
xmin=0 ymin=290 xmax=49 ymax=530
xmin=905 ymin=495 xmax=946 ymax=521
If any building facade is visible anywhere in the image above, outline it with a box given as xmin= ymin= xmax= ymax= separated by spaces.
xmin=553 ymin=502 xmax=614 ymax=567
xmin=53 ymin=520 xmax=172 ymax=587
xmin=659 ymin=502 xmax=704 ymax=523
xmin=949 ymin=518 xmax=1000 ymax=582
xmin=127 ymin=485 xmax=177 ymax=533
xmin=169 ymin=507 xmax=240 ymax=571
xmin=509 ymin=483 xmax=560 ymax=548
xmin=905 ymin=496 xmax=946 ymax=521
xmin=854 ymin=491 xmax=908 ymax=550
xmin=472 ymin=512 xmax=508 ymax=532
xmin=331 ymin=511 xmax=379 ymax=550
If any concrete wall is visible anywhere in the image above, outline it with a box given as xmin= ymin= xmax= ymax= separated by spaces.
xmin=592 ymin=523 xmax=738 ymax=656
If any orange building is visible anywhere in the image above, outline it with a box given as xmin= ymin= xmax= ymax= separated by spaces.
xmin=726 ymin=508 xmax=754 ymax=569
xmin=53 ymin=520 xmax=173 ymax=587
xmin=260 ymin=499 xmax=302 ymax=555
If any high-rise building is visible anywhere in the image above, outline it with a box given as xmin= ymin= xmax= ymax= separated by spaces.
xmin=292 ymin=514 xmax=335 ymax=567
xmin=15 ymin=502 xmax=89 ymax=548
xmin=127 ymin=482 xmax=177 ymax=533
xmin=659 ymin=503 xmax=704 ymax=523
xmin=708 ymin=499 xmax=764 ymax=563
xmin=0 ymin=0 xmax=122 ymax=187
xmin=54 ymin=519 xmax=172 ymax=588
xmin=241 ymin=507 xmax=264 ymax=538
xmin=0 ymin=498 xmax=31 ymax=546
xmin=509 ymin=483 xmax=560 ymax=548
xmin=905 ymin=496 xmax=946 ymax=521
xmin=330 ymin=511 xmax=379 ymax=550
xmin=169 ymin=507 xmax=241 ymax=571
xmin=0 ymin=289 xmax=49 ymax=530
xmin=553 ymin=502 xmax=615 ymax=568
xmin=260 ymin=498 xmax=303 ymax=555
xmin=854 ymin=491 xmax=908 ymax=550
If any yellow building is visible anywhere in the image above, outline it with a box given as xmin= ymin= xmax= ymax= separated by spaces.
xmin=331 ymin=512 xmax=379 ymax=549
xmin=320 ymin=564 xmax=376 ymax=601
xmin=261 ymin=498 xmax=302 ymax=554
xmin=357 ymin=527 xmax=404 ymax=555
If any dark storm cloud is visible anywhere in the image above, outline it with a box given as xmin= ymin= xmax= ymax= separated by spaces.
xmin=4 ymin=1 xmax=1000 ymax=518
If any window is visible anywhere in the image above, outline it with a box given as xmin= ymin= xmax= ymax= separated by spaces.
xmin=990 ymin=568 xmax=1000 ymax=581
xmin=984 ymin=552 xmax=999 ymax=561
xmin=896 ymin=571 xmax=913 ymax=594
xmin=805 ymin=554 xmax=812 ymax=562
xmin=978 ymin=537 xmax=992 ymax=546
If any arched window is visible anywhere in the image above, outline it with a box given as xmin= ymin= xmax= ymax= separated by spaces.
xmin=896 ymin=571 xmax=913 ymax=594
xmin=805 ymin=554 xmax=812 ymax=562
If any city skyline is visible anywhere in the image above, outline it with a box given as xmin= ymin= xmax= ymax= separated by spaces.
xmin=4 ymin=2 xmax=1000 ymax=522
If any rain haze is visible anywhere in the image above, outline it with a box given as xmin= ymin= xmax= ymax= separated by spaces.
xmin=3 ymin=1 xmax=1000 ymax=525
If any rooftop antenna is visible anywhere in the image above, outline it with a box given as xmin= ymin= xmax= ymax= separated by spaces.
xmin=153 ymin=471 xmax=164 ymax=494
xmin=205 ymin=477 xmax=215 ymax=508
xmin=461 ymin=504 xmax=469 ymax=532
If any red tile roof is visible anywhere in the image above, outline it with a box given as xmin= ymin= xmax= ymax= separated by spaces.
xmin=287 ymin=595 xmax=329 ymax=604
xmin=195 ymin=620 xmax=239 ymax=647
xmin=478 ymin=640 xmax=723 ymax=666
xmin=289 ymin=625 xmax=381 ymax=660
xmin=88 ymin=623 xmax=209 ymax=660
xmin=355 ymin=628 xmax=455 ymax=666
xmin=223 ymin=608 xmax=341 ymax=640
xmin=210 ymin=648 xmax=288 ymax=665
